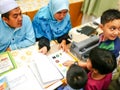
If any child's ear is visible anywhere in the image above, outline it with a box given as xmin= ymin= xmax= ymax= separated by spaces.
xmin=99 ymin=24 xmax=104 ymax=31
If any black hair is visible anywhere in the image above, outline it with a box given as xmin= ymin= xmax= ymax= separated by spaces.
xmin=101 ymin=9 xmax=120 ymax=25
xmin=66 ymin=64 xmax=88 ymax=89
xmin=89 ymin=47 xmax=117 ymax=74
xmin=1 ymin=12 xmax=10 ymax=19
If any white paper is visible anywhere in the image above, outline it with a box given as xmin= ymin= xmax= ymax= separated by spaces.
xmin=33 ymin=53 xmax=63 ymax=84
xmin=5 ymin=66 xmax=43 ymax=90
xmin=48 ymin=50 xmax=74 ymax=77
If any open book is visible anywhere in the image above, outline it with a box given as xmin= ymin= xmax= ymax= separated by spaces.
xmin=36 ymin=53 xmax=63 ymax=82
xmin=0 ymin=50 xmax=75 ymax=89
xmin=30 ymin=50 xmax=75 ymax=88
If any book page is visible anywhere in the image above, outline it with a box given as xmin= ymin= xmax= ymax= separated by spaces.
xmin=5 ymin=66 xmax=43 ymax=90
xmin=32 ymin=53 xmax=63 ymax=84
xmin=48 ymin=50 xmax=75 ymax=77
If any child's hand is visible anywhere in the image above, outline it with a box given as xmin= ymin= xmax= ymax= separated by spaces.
xmin=62 ymin=60 xmax=75 ymax=67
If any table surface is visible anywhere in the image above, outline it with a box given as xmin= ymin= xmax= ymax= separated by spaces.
xmin=10 ymin=40 xmax=58 ymax=67
xmin=10 ymin=21 xmax=98 ymax=68
xmin=10 ymin=41 xmax=72 ymax=89
xmin=10 ymin=37 xmax=88 ymax=89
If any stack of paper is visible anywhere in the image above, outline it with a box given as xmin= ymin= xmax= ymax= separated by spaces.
xmin=30 ymin=52 xmax=63 ymax=88
xmin=36 ymin=53 xmax=63 ymax=81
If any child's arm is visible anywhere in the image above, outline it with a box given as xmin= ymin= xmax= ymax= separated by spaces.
xmin=78 ymin=61 xmax=87 ymax=68
xmin=63 ymin=60 xmax=87 ymax=68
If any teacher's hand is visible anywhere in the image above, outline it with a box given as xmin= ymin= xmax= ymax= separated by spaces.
xmin=59 ymin=40 xmax=69 ymax=52
xmin=38 ymin=46 xmax=48 ymax=55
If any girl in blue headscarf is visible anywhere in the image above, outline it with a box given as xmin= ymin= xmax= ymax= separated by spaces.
xmin=32 ymin=0 xmax=72 ymax=54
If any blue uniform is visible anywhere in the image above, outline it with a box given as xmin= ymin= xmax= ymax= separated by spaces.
xmin=0 ymin=15 xmax=35 ymax=52
xmin=32 ymin=0 xmax=72 ymax=41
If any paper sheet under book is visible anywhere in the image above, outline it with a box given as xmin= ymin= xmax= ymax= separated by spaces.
xmin=33 ymin=53 xmax=63 ymax=84
xmin=28 ymin=62 xmax=60 ymax=89
xmin=4 ymin=66 xmax=43 ymax=90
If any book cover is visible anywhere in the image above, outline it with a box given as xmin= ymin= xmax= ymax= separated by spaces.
xmin=0 ymin=52 xmax=17 ymax=76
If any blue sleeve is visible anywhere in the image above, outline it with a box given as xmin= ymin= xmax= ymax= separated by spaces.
xmin=113 ymin=37 xmax=120 ymax=58
xmin=32 ymin=14 xmax=46 ymax=39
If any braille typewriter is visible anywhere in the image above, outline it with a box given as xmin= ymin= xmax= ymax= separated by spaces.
xmin=70 ymin=35 xmax=99 ymax=61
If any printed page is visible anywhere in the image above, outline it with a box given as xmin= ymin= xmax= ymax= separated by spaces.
xmin=5 ymin=66 xmax=43 ymax=90
xmin=33 ymin=53 xmax=63 ymax=84
xmin=48 ymin=50 xmax=75 ymax=77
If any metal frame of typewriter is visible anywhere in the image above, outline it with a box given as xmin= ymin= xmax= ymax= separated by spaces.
xmin=70 ymin=35 xmax=99 ymax=61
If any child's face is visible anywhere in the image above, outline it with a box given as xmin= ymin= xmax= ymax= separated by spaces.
xmin=100 ymin=19 xmax=120 ymax=41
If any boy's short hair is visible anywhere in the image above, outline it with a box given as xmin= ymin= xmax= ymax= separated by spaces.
xmin=66 ymin=64 xmax=88 ymax=89
xmin=89 ymin=47 xmax=117 ymax=74
xmin=101 ymin=9 xmax=120 ymax=25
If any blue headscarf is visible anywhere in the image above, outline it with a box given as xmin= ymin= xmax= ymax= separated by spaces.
xmin=48 ymin=0 xmax=69 ymax=19
xmin=32 ymin=0 xmax=72 ymax=40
